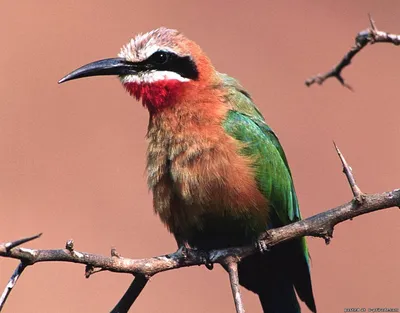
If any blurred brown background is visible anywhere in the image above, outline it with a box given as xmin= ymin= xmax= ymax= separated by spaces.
xmin=0 ymin=1 xmax=399 ymax=312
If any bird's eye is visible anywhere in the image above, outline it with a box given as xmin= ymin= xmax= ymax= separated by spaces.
xmin=152 ymin=51 xmax=169 ymax=64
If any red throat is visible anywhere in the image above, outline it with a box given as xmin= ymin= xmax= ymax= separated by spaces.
xmin=123 ymin=80 xmax=184 ymax=112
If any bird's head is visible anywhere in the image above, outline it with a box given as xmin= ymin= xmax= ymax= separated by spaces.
xmin=59 ymin=27 xmax=216 ymax=112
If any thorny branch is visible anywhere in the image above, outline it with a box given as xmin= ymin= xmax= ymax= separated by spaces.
xmin=1 ymin=146 xmax=399 ymax=313
xmin=305 ymin=14 xmax=400 ymax=89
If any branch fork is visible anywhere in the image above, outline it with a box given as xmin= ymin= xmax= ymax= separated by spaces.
xmin=305 ymin=15 xmax=400 ymax=89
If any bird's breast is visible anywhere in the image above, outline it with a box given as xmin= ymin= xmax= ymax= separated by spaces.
xmin=146 ymin=104 xmax=269 ymax=246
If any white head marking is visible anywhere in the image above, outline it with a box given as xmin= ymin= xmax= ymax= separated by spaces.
xmin=120 ymin=71 xmax=189 ymax=84
xmin=118 ymin=28 xmax=190 ymax=84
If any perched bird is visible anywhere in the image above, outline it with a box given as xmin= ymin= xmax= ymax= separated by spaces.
xmin=59 ymin=27 xmax=316 ymax=313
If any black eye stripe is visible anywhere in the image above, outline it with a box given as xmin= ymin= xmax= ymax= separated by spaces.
xmin=148 ymin=51 xmax=169 ymax=64
xmin=138 ymin=50 xmax=199 ymax=80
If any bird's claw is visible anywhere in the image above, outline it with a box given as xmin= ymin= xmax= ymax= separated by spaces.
xmin=199 ymin=251 xmax=213 ymax=270
xmin=176 ymin=244 xmax=191 ymax=259
xmin=176 ymin=245 xmax=213 ymax=269
xmin=256 ymin=240 xmax=271 ymax=253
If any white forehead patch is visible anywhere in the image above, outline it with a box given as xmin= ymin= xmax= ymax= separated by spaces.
xmin=118 ymin=30 xmax=181 ymax=62
xmin=120 ymin=70 xmax=190 ymax=84
xmin=118 ymin=43 xmax=178 ymax=63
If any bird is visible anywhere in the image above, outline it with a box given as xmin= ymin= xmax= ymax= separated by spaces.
xmin=59 ymin=27 xmax=316 ymax=313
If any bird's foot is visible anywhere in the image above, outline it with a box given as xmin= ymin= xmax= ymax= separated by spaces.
xmin=256 ymin=231 xmax=273 ymax=253
xmin=176 ymin=244 xmax=213 ymax=270
xmin=176 ymin=243 xmax=192 ymax=259
xmin=256 ymin=239 xmax=271 ymax=253
xmin=198 ymin=250 xmax=213 ymax=270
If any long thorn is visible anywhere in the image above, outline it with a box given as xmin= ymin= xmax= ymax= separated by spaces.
xmin=0 ymin=262 xmax=27 ymax=311
xmin=5 ymin=233 xmax=42 ymax=251
xmin=368 ymin=13 xmax=377 ymax=31
xmin=227 ymin=260 xmax=245 ymax=313
xmin=333 ymin=142 xmax=363 ymax=199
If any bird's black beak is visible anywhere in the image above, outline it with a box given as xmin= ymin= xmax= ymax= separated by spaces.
xmin=58 ymin=58 xmax=138 ymax=84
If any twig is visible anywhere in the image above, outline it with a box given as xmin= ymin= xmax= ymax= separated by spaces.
xmin=110 ymin=276 xmax=149 ymax=313
xmin=0 ymin=145 xmax=399 ymax=311
xmin=226 ymin=259 xmax=245 ymax=313
xmin=305 ymin=14 xmax=400 ymax=89
xmin=0 ymin=262 xmax=27 ymax=312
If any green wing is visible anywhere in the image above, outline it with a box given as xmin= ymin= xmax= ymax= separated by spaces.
xmin=220 ymin=75 xmax=316 ymax=312
xmin=220 ymin=73 xmax=309 ymax=260
xmin=221 ymin=73 xmax=300 ymax=224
